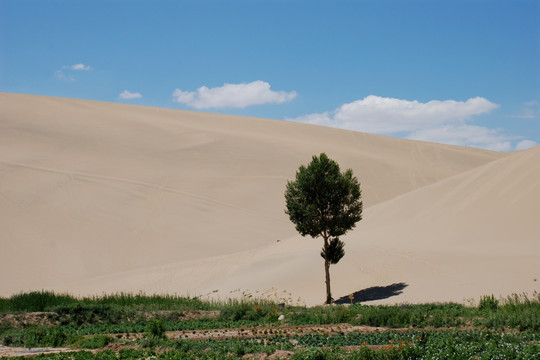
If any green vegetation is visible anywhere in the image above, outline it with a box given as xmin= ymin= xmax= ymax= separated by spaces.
xmin=285 ymin=153 xmax=363 ymax=304
xmin=478 ymin=294 xmax=499 ymax=311
xmin=0 ymin=291 xmax=210 ymax=313
xmin=1 ymin=291 xmax=539 ymax=359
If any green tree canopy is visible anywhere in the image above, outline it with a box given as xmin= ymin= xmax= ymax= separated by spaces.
xmin=285 ymin=153 xmax=362 ymax=304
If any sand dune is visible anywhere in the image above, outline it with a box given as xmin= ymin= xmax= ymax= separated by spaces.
xmin=200 ymin=146 xmax=540 ymax=305
xmin=1 ymin=93 xmax=536 ymax=305
xmin=60 ymin=147 xmax=539 ymax=305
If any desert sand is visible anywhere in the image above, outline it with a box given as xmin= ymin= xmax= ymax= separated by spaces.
xmin=1 ymin=92 xmax=538 ymax=305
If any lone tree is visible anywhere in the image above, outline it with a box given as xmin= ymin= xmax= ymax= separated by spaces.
xmin=284 ymin=153 xmax=362 ymax=304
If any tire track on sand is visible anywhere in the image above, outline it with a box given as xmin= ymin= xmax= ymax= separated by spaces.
xmin=0 ymin=160 xmax=287 ymax=223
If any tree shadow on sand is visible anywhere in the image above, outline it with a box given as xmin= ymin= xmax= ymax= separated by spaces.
xmin=334 ymin=282 xmax=408 ymax=304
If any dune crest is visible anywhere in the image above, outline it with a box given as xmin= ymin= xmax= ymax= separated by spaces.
xmin=2 ymin=93 xmax=535 ymax=305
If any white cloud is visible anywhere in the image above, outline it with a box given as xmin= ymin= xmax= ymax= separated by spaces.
xmin=70 ymin=63 xmax=91 ymax=71
xmin=287 ymin=95 xmax=536 ymax=151
xmin=293 ymin=95 xmax=499 ymax=134
xmin=407 ymin=125 xmax=516 ymax=152
xmin=515 ymin=140 xmax=538 ymax=151
xmin=55 ymin=63 xmax=92 ymax=81
xmin=172 ymin=81 xmax=297 ymax=109
xmin=54 ymin=70 xmax=75 ymax=82
xmin=119 ymin=90 xmax=143 ymax=100
xmin=293 ymin=112 xmax=332 ymax=124
xmin=516 ymin=100 xmax=539 ymax=119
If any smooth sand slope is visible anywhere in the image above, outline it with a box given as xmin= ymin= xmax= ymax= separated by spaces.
xmin=1 ymin=93 xmax=536 ymax=305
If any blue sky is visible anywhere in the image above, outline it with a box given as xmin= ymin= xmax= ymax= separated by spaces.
xmin=1 ymin=0 xmax=538 ymax=151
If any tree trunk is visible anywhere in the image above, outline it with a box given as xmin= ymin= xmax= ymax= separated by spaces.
xmin=323 ymin=236 xmax=332 ymax=304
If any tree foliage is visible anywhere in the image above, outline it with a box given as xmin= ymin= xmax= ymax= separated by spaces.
xmin=285 ymin=153 xmax=362 ymax=303
xmin=320 ymin=237 xmax=345 ymax=265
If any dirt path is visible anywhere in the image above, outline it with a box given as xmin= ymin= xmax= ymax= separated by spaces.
xmin=0 ymin=345 xmax=75 ymax=358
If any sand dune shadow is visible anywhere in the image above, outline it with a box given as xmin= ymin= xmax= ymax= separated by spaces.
xmin=334 ymin=282 xmax=408 ymax=304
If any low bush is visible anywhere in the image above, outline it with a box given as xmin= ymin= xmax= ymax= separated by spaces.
xmin=478 ymin=294 xmax=499 ymax=311
xmin=218 ymin=300 xmax=279 ymax=323
xmin=76 ymin=334 xmax=113 ymax=349
xmin=54 ymin=304 xmax=127 ymax=326
xmin=0 ymin=291 xmax=210 ymax=314
xmin=146 ymin=319 xmax=166 ymax=339
xmin=4 ymin=326 xmax=70 ymax=348
xmin=2 ymin=291 xmax=77 ymax=313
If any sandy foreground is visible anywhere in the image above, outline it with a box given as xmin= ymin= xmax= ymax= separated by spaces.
xmin=1 ymin=93 xmax=538 ymax=305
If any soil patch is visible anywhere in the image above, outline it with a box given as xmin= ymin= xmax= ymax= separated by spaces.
xmin=0 ymin=345 xmax=75 ymax=358
xmin=0 ymin=313 xmax=58 ymax=329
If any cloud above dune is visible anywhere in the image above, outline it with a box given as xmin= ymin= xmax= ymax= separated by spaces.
xmin=172 ymin=81 xmax=297 ymax=109
xmin=70 ymin=63 xmax=91 ymax=71
xmin=55 ymin=70 xmax=75 ymax=82
xmin=289 ymin=95 xmax=537 ymax=151
xmin=292 ymin=96 xmax=499 ymax=133
xmin=516 ymin=100 xmax=540 ymax=119
xmin=407 ymin=125 xmax=516 ymax=152
xmin=118 ymin=90 xmax=142 ymax=100
xmin=515 ymin=140 xmax=538 ymax=151
xmin=55 ymin=63 xmax=92 ymax=82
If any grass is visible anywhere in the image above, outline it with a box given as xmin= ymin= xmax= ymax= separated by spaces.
xmin=0 ymin=291 xmax=211 ymax=313
xmin=1 ymin=291 xmax=539 ymax=359
xmin=0 ymin=291 xmax=78 ymax=313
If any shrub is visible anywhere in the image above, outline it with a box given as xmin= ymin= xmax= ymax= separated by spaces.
xmin=174 ymin=338 xmax=195 ymax=352
xmin=6 ymin=291 xmax=77 ymax=312
xmin=140 ymin=336 xmax=166 ymax=349
xmin=219 ymin=301 xmax=277 ymax=323
xmin=54 ymin=304 xmax=127 ymax=326
xmin=146 ymin=319 xmax=166 ymax=339
xmin=478 ymin=295 xmax=499 ymax=311
xmin=77 ymin=335 xmax=113 ymax=349
xmin=15 ymin=326 xmax=69 ymax=348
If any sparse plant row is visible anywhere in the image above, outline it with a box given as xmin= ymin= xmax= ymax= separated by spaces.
xmin=1 ymin=329 xmax=538 ymax=360
xmin=168 ymin=323 xmax=383 ymax=341
xmin=169 ymin=330 xmax=539 ymax=359
xmin=4 ymin=317 xmax=539 ymax=349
